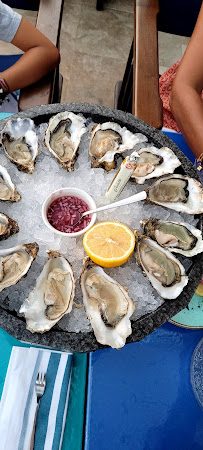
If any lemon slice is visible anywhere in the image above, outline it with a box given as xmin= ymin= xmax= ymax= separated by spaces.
xmin=195 ymin=281 xmax=203 ymax=296
xmin=83 ymin=221 xmax=135 ymax=267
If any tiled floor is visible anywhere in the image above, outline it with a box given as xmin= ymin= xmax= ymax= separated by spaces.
xmin=1 ymin=0 xmax=190 ymax=108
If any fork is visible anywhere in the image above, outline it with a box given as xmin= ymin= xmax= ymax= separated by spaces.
xmin=30 ymin=372 xmax=46 ymax=450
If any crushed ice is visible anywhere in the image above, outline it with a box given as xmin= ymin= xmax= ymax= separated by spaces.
xmin=0 ymin=116 xmax=199 ymax=334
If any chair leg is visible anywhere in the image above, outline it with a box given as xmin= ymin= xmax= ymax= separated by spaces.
xmin=114 ymin=81 xmax=122 ymax=109
xmin=52 ymin=68 xmax=63 ymax=103
xmin=96 ymin=0 xmax=103 ymax=11
xmin=116 ymin=40 xmax=133 ymax=113
xmin=58 ymin=73 xmax=63 ymax=102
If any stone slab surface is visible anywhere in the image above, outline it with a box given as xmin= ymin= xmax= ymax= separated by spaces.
xmin=0 ymin=103 xmax=202 ymax=352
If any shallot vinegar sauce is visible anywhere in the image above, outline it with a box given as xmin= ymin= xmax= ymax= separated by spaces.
xmin=47 ymin=195 xmax=91 ymax=233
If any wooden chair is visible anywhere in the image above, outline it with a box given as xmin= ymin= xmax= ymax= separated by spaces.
xmin=4 ymin=0 xmax=64 ymax=111
xmin=115 ymin=0 xmax=202 ymax=129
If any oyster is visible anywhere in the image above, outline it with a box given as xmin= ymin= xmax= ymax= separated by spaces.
xmin=131 ymin=146 xmax=181 ymax=184
xmin=1 ymin=118 xmax=38 ymax=173
xmin=146 ymin=174 xmax=203 ymax=214
xmin=141 ymin=218 xmax=203 ymax=257
xmin=0 ymin=243 xmax=38 ymax=293
xmin=44 ymin=111 xmax=87 ymax=171
xmin=89 ymin=122 xmax=147 ymax=171
xmin=0 ymin=212 xmax=19 ymax=241
xmin=134 ymin=232 xmax=188 ymax=299
xmin=19 ymin=250 xmax=76 ymax=333
xmin=0 ymin=165 xmax=21 ymax=202
xmin=80 ymin=258 xmax=135 ymax=349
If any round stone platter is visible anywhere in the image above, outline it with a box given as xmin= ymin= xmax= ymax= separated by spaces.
xmin=0 ymin=102 xmax=202 ymax=353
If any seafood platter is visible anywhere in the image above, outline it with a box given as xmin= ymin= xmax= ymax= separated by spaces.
xmin=0 ymin=103 xmax=202 ymax=353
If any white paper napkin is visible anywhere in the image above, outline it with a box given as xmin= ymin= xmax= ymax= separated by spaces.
xmin=0 ymin=346 xmax=72 ymax=450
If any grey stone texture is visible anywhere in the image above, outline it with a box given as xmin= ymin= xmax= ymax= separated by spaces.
xmin=0 ymin=103 xmax=202 ymax=352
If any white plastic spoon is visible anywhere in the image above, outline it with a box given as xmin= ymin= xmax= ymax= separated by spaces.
xmin=73 ymin=190 xmax=147 ymax=226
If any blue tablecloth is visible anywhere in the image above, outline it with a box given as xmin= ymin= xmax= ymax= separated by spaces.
xmin=85 ymin=323 xmax=203 ymax=450
xmin=163 ymin=129 xmax=196 ymax=164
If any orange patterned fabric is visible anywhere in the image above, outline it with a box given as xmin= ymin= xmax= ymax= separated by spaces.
xmin=159 ymin=60 xmax=182 ymax=132
xmin=159 ymin=60 xmax=203 ymax=132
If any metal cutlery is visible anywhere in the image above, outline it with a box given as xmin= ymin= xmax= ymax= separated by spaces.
xmin=30 ymin=372 xmax=46 ymax=450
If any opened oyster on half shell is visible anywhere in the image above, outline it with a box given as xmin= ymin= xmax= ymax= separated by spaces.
xmin=0 ymin=212 xmax=19 ymax=241
xmin=131 ymin=146 xmax=181 ymax=184
xmin=44 ymin=111 xmax=87 ymax=171
xmin=89 ymin=122 xmax=147 ymax=171
xmin=141 ymin=218 xmax=203 ymax=257
xmin=1 ymin=118 xmax=38 ymax=174
xmin=134 ymin=232 xmax=188 ymax=299
xmin=20 ymin=250 xmax=76 ymax=333
xmin=0 ymin=165 xmax=21 ymax=202
xmin=80 ymin=257 xmax=135 ymax=349
xmin=145 ymin=174 xmax=203 ymax=214
xmin=0 ymin=242 xmax=38 ymax=293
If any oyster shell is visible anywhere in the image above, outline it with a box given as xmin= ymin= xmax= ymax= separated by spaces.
xmin=0 ymin=212 xmax=19 ymax=241
xmin=141 ymin=218 xmax=203 ymax=257
xmin=19 ymin=250 xmax=76 ymax=333
xmin=89 ymin=122 xmax=147 ymax=171
xmin=146 ymin=174 xmax=203 ymax=214
xmin=0 ymin=165 xmax=21 ymax=202
xmin=1 ymin=118 xmax=38 ymax=173
xmin=134 ymin=232 xmax=188 ymax=299
xmin=0 ymin=242 xmax=38 ymax=292
xmin=131 ymin=146 xmax=181 ymax=184
xmin=80 ymin=257 xmax=135 ymax=349
xmin=44 ymin=111 xmax=87 ymax=171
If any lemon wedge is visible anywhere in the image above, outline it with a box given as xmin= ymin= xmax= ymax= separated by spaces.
xmin=195 ymin=281 xmax=203 ymax=296
xmin=83 ymin=221 xmax=135 ymax=267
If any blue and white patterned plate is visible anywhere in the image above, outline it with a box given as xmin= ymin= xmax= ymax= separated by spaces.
xmin=169 ymin=294 xmax=203 ymax=329
xmin=190 ymin=338 xmax=203 ymax=408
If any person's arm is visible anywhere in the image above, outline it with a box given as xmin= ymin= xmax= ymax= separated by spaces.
xmin=170 ymin=2 xmax=203 ymax=159
xmin=0 ymin=17 xmax=60 ymax=93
